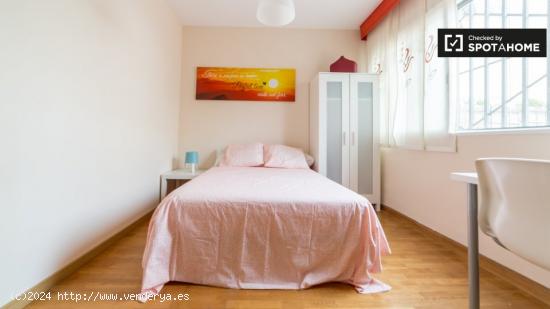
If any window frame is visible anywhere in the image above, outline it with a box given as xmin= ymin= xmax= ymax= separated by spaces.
xmin=454 ymin=0 xmax=550 ymax=133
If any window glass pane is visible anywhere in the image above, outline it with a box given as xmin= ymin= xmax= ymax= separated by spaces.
xmin=458 ymin=2 xmax=470 ymax=26
xmin=487 ymin=61 xmax=503 ymax=128
xmin=507 ymin=0 xmax=523 ymax=14
xmin=488 ymin=0 xmax=503 ymax=14
xmin=507 ymin=58 xmax=523 ymax=98
xmin=489 ymin=15 xmax=502 ymax=28
xmin=459 ymin=13 xmax=470 ymax=27
xmin=458 ymin=72 xmax=471 ymax=129
xmin=473 ymin=57 xmax=484 ymax=68
xmin=506 ymin=58 xmax=524 ymax=127
xmin=528 ymin=16 xmax=547 ymax=28
xmin=459 ymin=58 xmax=469 ymax=73
xmin=527 ymin=78 xmax=548 ymax=126
xmin=527 ymin=0 xmax=547 ymax=14
xmin=506 ymin=96 xmax=523 ymax=127
xmin=473 ymin=14 xmax=485 ymax=27
xmin=507 ymin=15 xmax=523 ymax=27
xmin=488 ymin=58 xmax=502 ymax=66
xmin=472 ymin=67 xmax=485 ymax=129
xmin=528 ymin=58 xmax=547 ymax=84
xmin=472 ymin=0 xmax=485 ymax=14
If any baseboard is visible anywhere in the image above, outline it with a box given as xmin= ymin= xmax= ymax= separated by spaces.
xmin=381 ymin=205 xmax=550 ymax=306
xmin=2 ymin=210 xmax=153 ymax=309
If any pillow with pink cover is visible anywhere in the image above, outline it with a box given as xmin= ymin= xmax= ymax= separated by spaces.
xmin=219 ymin=143 xmax=264 ymax=167
xmin=264 ymin=144 xmax=309 ymax=169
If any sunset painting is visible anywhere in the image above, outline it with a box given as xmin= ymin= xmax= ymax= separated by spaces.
xmin=196 ymin=67 xmax=295 ymax=102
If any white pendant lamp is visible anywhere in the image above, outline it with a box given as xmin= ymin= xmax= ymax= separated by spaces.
xmin=256 ymin=0 xmax=295 ymax=27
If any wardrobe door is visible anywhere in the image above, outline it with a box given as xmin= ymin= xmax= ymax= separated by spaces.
xmin=321 ymin=74 xmax=350 ymax=187
xmin=350 ymin=74 xmax=379 ymax=204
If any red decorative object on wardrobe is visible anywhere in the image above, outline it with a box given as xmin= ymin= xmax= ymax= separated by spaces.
xmin=329 ymin=56 xmax=357 ymax=73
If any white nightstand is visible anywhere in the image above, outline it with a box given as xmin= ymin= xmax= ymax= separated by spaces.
xmin=160 ymin=169 xmax=205 ymax=201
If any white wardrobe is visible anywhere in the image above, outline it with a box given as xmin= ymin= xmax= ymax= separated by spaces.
xmin=309 ymin=73 xmax=380 ymax=210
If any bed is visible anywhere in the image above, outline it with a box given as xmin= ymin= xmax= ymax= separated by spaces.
xmin=141 ymin=166 xmax=390 ymax=296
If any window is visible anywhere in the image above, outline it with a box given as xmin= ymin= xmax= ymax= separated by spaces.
xmin=456 ymin=0 xmax=549 ymax=131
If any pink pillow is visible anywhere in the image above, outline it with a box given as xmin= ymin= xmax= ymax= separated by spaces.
xmin=264 ymin=144 xmax=309 ymax=169
xmin=220 ymin=143 xmax=264 ymax=167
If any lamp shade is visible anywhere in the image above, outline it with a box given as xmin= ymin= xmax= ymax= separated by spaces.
xmin=185 ymin=151 xmax=199 ymax=164
xmin=256 ymin=0 xmax=295 ymax=27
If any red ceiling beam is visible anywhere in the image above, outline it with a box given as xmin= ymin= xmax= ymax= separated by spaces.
xmin=360 ymin=0 xmax=401 ymax=40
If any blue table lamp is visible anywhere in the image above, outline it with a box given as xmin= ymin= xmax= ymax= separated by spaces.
xmin=185 ymin=151 xmax=199 ymax=174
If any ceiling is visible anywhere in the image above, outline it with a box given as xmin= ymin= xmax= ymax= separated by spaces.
xmin=167 ymin=0 xmax=382 ymax=30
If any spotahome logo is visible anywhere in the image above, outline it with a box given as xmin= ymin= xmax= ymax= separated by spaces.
xmin=444 ymin=34 xmax=463 ymax=52
xmin=438 ymin=28 xmax=546 ymax=57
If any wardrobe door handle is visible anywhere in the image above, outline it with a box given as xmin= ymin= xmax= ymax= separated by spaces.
xmin=343 ymin=132 xmax=347 ymax=146
xmin=351 ymin=132 xmax=356 ymax=146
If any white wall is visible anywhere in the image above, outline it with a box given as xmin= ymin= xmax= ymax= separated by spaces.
xmin=382 ymin=132 xmax=550 ymax=287
xmin=0 ymin=0 xmax=182 ymax=306
xmin=178 ymin=26 xmax=360 ymax=168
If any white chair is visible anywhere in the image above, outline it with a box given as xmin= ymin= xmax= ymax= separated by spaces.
xmin=476 ymin=158 xmax=550 ymax=271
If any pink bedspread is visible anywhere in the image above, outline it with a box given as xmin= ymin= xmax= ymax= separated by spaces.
xmin=141 ymin=167 xmax=390 ymax=295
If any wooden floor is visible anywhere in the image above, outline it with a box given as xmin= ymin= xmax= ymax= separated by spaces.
xmin=27 ymin=209 xmax=548 ymax=309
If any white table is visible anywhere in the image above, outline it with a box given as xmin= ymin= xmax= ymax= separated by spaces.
xmin=160 ymin=169 xmax=205 ymax=201
xmin=450 ymin=172 xmax=479 ymax=309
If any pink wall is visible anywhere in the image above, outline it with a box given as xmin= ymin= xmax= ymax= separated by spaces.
xmin=178 ymin=26 xmax=361 ymax=168
xmin=382 ymin=132 xmax=550 ymax=287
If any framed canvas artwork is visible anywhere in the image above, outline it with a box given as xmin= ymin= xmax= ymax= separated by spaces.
xmin=196 ymin=67 xmax=295 ymax=102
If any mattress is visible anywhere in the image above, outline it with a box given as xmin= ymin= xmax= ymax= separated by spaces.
xmin=141 ymin=167 xmax=390 ymax=295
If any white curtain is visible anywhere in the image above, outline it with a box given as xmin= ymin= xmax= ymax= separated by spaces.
xmin=364 ymin=0 xmax=457 ymax=152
